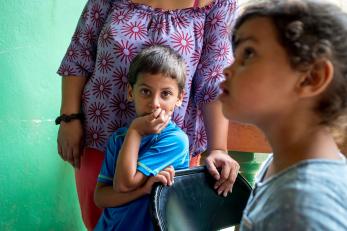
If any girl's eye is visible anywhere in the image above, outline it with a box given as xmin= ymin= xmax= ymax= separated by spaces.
xmin=243 ymin=47 xmax=255 ymax=61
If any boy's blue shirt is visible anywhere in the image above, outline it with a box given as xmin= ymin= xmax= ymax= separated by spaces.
xmin=240 ymin=154 xmax=347 ymax=231
xmin=95 ymin=121 xmax=189 ymax=231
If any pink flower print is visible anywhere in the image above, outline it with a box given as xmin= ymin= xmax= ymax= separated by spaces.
xmin=197 ymin=86 xmax=219 ymax=104
xmin=66 ymin=45 xmax=78 ymax=62
xmin=79 ymin=45 xmax=94 ymax=63
xmin=114 ymin=40 xmax=137 ymax=64
xmin=172 ymin=113 xmax=184 ymax=127
xmin=171 ymin=31 xmax=193 ymax=55
xmin=82 ymin=89 xmax=91 ymax=105
xmin=83 ymin=26 xmax=97 ymax=44
xmin=88 ymin=102 xmax=110 ymax=124
xmin=82 ymin=6 xmax=89 ymax=21
xmin=107 ymin=120 xmax=123 ymax=133
xmin=193 ymin=21 xmax=205 ymax=42
xmin=99 ymin=26 xmax=116 ymax=47
xmin=150 ymin=18 xmax=168 ymax=34
xmin=87 ymin=126 xmax=107 ymax=147
xmin=112 ymin=10 xmax=132 ymax=24
xmin=143 ymin=37 xmax=168 ymax=48
xmin=206 ymin=10 xmax=225 ymax=31
xmin=203 ymin=34 xmax=217 ymax=53
xmin=190 ymin=49 xmax=201 ymax=66
xmin=186 ymin=78 xmax=193 ymax=93
xmin=220 ymin=24 xmax=231 ymax=38
xmin=91 ymin=3 xmax=105 ymax=27
xmin=100 ymin=0 xmax=110 ymax=5
xmin=172 ymin=13 xmax=189 ymax=29
xmin=195 ymin=126 xmax=207 ymax=148
xmin=214 ymin=42 xmax=230 ymax=61
xmin=72 ymin=26 xmax=82 ymax=44
xmin=92 ymin=77 xmax=112 ymax=99
xmin=138 ymin=10 xmax=151 ymax=20
xmin=182 ymin=119 xmax=194 ymax=138
xmin=110 ymin=94 xmax=136 ymax=119
xmin=206 ymin=65 xmax=223 ymax=82
xmin=181 ymin=93 xmax=189 ymax=107
xmin=112 ymin=66 xmax=128 ymax=91
xmin=59 ymin=64 xmax=76 ymax=76
xmin=196 ymin=58 xmax=209 ymax=73
xmin=121 ymin=21 xmax=147 ymax=40
xmin=76 ymin=62 xmax=90 ymax=76
xmin=97 ymin=51 xmax=115 ymax=74
xmin=185 ymin=99 xmax=196 ymax=117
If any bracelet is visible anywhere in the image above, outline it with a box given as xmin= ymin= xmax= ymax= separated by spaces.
xmin=55 ymin=113 xmax=84 ymax=125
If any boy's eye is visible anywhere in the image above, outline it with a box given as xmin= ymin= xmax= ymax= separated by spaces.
xmin=140 ymin=89 xmax=151 ymax=96
xmin=161 ymin=91 xmax=173 ymax=97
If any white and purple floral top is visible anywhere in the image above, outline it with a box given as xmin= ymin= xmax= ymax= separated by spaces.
xmin=57 ymin=0 xmax=237 ymax=156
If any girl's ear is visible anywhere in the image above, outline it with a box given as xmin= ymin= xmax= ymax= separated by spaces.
xmin=127 ymin=84 xmax=134 ymax=102
xmin=175 ymin=90 xmax=185 ymax=107
xmin=295 ymin=59 xmax=334 ymax=98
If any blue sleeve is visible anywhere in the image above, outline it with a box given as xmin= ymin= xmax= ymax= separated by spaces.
xmin=193 ymin=0 xmax=237 ymax=106
xmin=137 ymin=131 xmax=189 ymax=176
xmin=97 ymin=132 xmax=121 ymax=185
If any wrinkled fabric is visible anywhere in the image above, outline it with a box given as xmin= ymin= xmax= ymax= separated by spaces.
xmin=57 ymin=0 xmax=237 ymax=156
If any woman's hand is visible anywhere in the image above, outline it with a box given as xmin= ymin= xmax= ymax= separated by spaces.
xmin=57 ymin=120 xmax=84 ymax=168
xmin=205 ymin=150 xmax=240 ymax=197
xmin=130 ymin=109 xmax=172 ymax=136
xmin=143 ymin=166 xmax=175 ymax=194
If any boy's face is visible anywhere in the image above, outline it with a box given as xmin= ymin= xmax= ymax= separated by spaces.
xmin=128 ymin=73 xmax=183 ymax=117
xmin=220 ymin=17 xmax=302 ymax=126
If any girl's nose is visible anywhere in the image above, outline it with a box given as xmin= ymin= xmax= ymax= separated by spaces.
xmin=223 ymin=65 xmax=232 ymax=79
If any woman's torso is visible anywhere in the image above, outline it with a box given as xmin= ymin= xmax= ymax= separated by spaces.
xmin=61 ymin=0 xmax=236 ymax=154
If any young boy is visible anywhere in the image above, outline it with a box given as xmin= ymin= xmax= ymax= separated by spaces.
xmin=93 ymin=45 xmax=189 ymax=230
xmin=220 ymin=0 xmax=347 ymax=230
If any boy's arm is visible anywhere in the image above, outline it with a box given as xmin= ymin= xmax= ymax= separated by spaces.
xmin=114 ymin=109 xmax=171 ymax=192
xmin=95 ymin=166 xmax=174 ymax=208
xmin=113 ymin=128 xmax=147 ymax=192
xmin=94 ymin=182 xmax=147 ymax=208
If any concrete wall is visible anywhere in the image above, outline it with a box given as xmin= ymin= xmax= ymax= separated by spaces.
xmin=0 ymin=0 xmax=86 ymax=230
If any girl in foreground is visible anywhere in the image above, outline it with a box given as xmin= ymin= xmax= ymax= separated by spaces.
xmin=220 ymin=0 xmax=347 ymax=230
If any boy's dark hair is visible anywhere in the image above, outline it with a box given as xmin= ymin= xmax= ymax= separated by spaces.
xmin=234 ymin=0 xmax=347 ymax=142
xmin=128 ymin=45 xmax=186 ymax=93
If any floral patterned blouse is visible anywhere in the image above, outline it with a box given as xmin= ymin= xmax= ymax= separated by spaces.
xmin=58 ymin=0 xmax=237 ymax=156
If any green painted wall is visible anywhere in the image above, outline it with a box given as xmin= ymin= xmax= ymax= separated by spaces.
xmin=0 ymin=0 xmax=86 ymax=230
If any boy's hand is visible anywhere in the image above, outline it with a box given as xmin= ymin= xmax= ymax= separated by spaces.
xmin=130 ymin=108 xmax=172 ymax=136
xmin=143 ymin=166 xmax=175 ymax=194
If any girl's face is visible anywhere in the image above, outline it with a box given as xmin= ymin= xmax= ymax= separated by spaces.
xmin=220 ymin=17 xmax=302 ymax=126
xmin=128 ymin=73 xmax=183 ymax=117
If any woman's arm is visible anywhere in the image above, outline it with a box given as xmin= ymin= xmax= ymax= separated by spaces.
xmin=202 ymin=100 xmax=240 ymax=197
xmin=57 ymin=76 xmax=87 ymax=168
